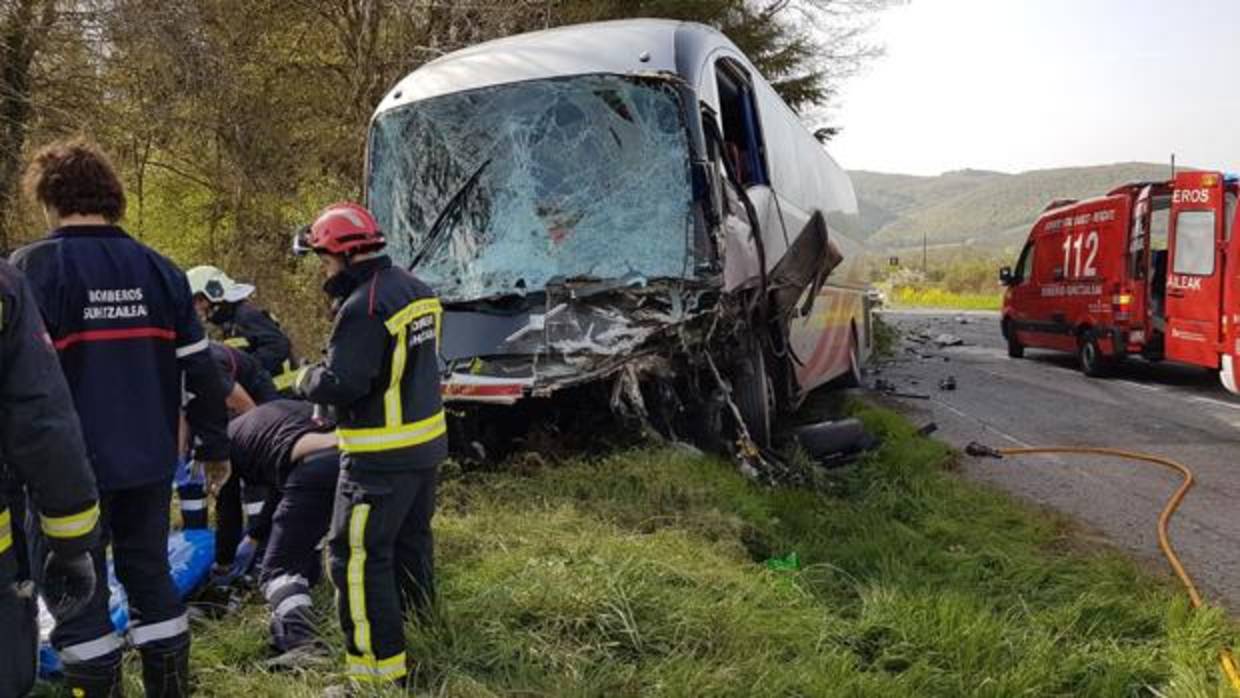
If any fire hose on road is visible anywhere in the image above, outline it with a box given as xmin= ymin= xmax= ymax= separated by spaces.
xmin=965 ymin=442 xmax=1240 ymax=694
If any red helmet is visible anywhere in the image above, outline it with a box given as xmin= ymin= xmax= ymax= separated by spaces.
xmin=294 ymin=202 xmax=385 ymax=256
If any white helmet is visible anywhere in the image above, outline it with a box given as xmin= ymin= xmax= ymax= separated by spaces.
xmin=186 ymin=265 xmax=255 ymax=303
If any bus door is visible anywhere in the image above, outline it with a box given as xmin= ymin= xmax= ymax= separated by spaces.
xmin=1165 ymin=171 xmax=1225 ymax=368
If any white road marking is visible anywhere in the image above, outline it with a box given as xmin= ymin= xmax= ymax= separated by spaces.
xmin=1116 ymin=380 xmax=1163 ymax=392
xmin=1188 ymin=396 xmax=1240 ymax=411
xmin=931 ymin=397 xmax=1036 ymax=448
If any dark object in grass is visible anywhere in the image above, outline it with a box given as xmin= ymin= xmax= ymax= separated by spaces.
xmin=795 ymin=418 xmax=867 ymax=457
xmin=793 ymin=418 xmax=881 ymax=471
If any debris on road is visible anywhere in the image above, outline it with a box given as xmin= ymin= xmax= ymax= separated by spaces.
xmin=916 ymin=422 xmax=938 ymax=437
xmin=934 ymin=333 xmax=964 ymax=347
xmin=939 ymin=376 xmax=957 ymax=391
xmin=965 ymin=442 xmax=1003 ymax=458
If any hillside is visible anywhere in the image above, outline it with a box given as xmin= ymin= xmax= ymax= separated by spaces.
xmin=850 ymin=162 xmax=1175 ymax=251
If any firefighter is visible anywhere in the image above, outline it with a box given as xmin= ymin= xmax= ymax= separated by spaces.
xmin=212 ymin=340 xmax=283 ymax=409
xmin=12 ymin=138 xmax=230 ymax=696
xmin=177 ymin=341 xmax=280 ymax=530
xmin=293 ymin=202 xmax=446 ymax=689
xmin=0 ymin=259 xmax=101 ymax=698
xmin=186 ymin=264 xmax=299 ymax=392
xmin=212 ymin=399 xmax=339 ymax=668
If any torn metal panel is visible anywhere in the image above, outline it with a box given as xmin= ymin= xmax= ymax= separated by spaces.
xmin=439 ymin=281 xmax=713 ymax=404
xmin=767 ymin=211 xmax=843 ymax=320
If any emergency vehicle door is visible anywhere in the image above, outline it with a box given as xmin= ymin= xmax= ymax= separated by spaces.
xmin=1164 ymin=171 xmax=1225 ymax=369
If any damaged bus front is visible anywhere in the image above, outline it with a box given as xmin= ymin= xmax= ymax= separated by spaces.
xmin=366 ymin=20 xmax=866 ymax=456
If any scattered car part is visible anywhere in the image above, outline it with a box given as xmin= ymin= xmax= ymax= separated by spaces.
xmin=792 ymin=418 xmax=867 ymax=459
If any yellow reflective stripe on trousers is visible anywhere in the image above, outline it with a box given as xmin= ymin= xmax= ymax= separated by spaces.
xmin=223 ymin=336 xmax=250 ymax=349
xmin=0 ymin=508 xmax=10 ymax=554
xmin=347 ymin=503 xmax=372 ymax=656
xmin=337 ymin=410 xmax=447 ymax=454
xmin=41 ymin=502 xmax=100 ymax=539
xmin=346 ymin=652 xmax=407 ymax=681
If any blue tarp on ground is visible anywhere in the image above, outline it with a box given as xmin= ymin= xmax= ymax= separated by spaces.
xmin=37 ymin=528 xmax=215 ymax=677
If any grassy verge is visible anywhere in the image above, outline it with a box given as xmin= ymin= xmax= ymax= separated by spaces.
xmin=889 ymin=286 xmax=1002 ymax=311
xmin=47 ymin=403 xmax=1236 ymax=697
xmin=870 ymin=313 xmax=900 ymax=359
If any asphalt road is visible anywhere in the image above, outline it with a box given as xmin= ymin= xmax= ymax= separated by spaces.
xmin=875 ymin=309 xmax=1240 ymax=609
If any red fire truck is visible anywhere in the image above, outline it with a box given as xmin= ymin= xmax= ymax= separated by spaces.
xmin=1000 ymin=170 xmax=1240 ymax=391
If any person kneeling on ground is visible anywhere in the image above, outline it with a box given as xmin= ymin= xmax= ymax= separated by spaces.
xmin=177 ymin=341 xmax=280 ymax=531
xmin=212 ymin=399 xmax=340 ymax=668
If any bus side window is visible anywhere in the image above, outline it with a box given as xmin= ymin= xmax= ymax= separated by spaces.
xmin=715 ymin=60 xmax=769 ymax=187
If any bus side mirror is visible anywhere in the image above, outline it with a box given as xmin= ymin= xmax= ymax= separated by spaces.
xmin=999 ymin=266 xmax=1013 ymax=285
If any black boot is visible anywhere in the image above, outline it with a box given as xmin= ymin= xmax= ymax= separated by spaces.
xmin=62 ymin=658 xmax=124 ymax=698
xmin=141 ymin=645 xmax=190 ymax=697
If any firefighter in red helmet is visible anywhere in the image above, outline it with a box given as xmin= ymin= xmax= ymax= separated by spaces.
xmin=293 ymin=202 xmax=445 ymax=690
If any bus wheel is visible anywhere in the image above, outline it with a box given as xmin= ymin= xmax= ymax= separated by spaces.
xmin=732 ymin=334 xmax=773 ymax=448
xmin=1078 ymin=330 xmax=1110 ymax=377
xmin=1004 ymin=320 xmax=1024 ymax=359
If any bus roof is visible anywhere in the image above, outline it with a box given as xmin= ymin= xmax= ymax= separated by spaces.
xmin=373 ymin=19 xmax=737 ymax=116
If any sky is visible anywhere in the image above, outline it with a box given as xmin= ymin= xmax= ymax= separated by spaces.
xmin=828 ymin=0 xmax=1240 ymax=176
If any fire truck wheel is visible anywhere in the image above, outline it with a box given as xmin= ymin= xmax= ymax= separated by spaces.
xmin=1004 ymin=321 xmax=1024 ymax=359
xmin=1077 ymin=330 xmax=1111 ymax=377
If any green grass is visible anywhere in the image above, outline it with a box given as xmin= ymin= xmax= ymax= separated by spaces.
xmin=889 ymin=286 xmax=1003 ymax=311
xmin=870 ymin=313 xmax=900 ymax=359
xmin=39 ymin=403 xmax=1238 ymax=697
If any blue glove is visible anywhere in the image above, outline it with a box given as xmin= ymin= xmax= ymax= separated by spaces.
xmin=174 ymin=457 xmax=204 ymax=489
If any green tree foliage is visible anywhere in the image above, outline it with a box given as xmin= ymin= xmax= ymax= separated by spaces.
xmin=1 ymin=0 xmax=888 ymax=348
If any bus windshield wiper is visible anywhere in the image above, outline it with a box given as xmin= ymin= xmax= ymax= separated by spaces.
xmin=409 ymin=158 xmax=492 ymax=269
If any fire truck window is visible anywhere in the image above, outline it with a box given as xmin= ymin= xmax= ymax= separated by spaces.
xmin=1173 ymin=210 xmax=1215 ymax=276
xmin=1149 ymin=196 xmax=1171 ymax=251
xmin=1129 ymin=213 xmax=1147 ymax=279
xmin=1015 ymin=241 xmax=1034 ymax=281
xmin=1226 ymin=193 xmax=1237 ymax=240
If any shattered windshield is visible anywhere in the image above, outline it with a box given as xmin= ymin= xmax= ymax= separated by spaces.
xmin=367 ymin=75 xmax=695 ymax=303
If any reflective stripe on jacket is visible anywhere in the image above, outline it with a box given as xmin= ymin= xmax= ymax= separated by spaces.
xmin=298 ymin=257 xmax=446 ymax=469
